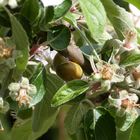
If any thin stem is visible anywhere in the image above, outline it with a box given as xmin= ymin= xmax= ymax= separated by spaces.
xmin=89 ymin=56 xmax=98 ymax=73
xmin=76 ymin=26 xmax=100 ymax=61
xmin=63 ymin=15 xmax=100 ymax=61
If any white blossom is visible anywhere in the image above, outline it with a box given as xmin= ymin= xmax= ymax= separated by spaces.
xmin=0 ymin=0 xmax=17 ymax=8
xmin=34 ymin=46 xmax=57 ymax=66
xmin=8 ymin=77 xmax=37 ymax=107
xmin=8 ymin=0 xmax=18 ymax=8
xmin=41 ymin=0 xmax=64 ymax=7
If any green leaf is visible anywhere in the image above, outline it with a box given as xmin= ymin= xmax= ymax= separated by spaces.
xmin=113 ymin=117 xmax=140 ymax=140
xmin=11 ymin=119 xmax=33 ymax=140
xmin=113 ymin=0 xmax=129 ymax=11
xmin=95 ymin=113 xmax=116 ymax=140
xmin=23 ymin=62 xmax=38 ymax=79
xmin=0 ymin=65 xmax=10 ymax=85
xmin=51 ymin=80 xmax=89 ymax=107
xmin=70 ymin=129 xmax=87 ymax=140
xmin=137 ymin=28 xmax=140 ymax=44
xmin=130 ymin=117 xmax=140 ymax=140
xmin=6 ymin=9 xmax=29 ymax=77
xmin=32 ymin=73 xmax=64 ymax=139
xmin=64 ymin=11 xmax=77 ymax=27
xmin=78 ymin=0 xmax=107 ymax=43
xmin=0 ymin=131 xmax=10 ymax=140
xmin=29 ymin=66 xmax=45 ymax=107
xmin=80 ymin=45 xmax=94 ymax=57
xmin=17 ymin=15 xmax=32 ymax=40
xmin=84 ymin=108 xmax=102 ymax=140
xmin=17 ymin=109 xmax=32 ymax=120
xmin=101 ymin=0 xmax=135 ymax=40
xmin=120 ymin=51 xmax=140 ymax=67
xmin=116 ymin=126 xmax=134 ymax=140
xmin=0 ymin=10 xmax=10 ymax=27
xmin=65 ymin=102 xmax=90 ymax=135
xmin=0 ymin=114 xmax=11 ymax=140
xmin=39 ymin=6 xmax=54 ymax=28
xmin=20 ymin=0 xmax=40 ymax=24
xmin=0 ymin=26 xmax=10 ymax=37
xmin=64 ymin=12 xmax=91 ymax=47
xmin=116 ymin=109 xmax=138 ymax=131
xmin=54 ymin=0 xmax=72 ymax=19
xmin=47 ymin=25 xmax=71 ymax=50
xmin=124 ymin=0 xmax=140 ymax=10
xmin=84 ymin=108 xmax=116 ymax=140
xmin=101 ymin=39 xmax=122 ymax=62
